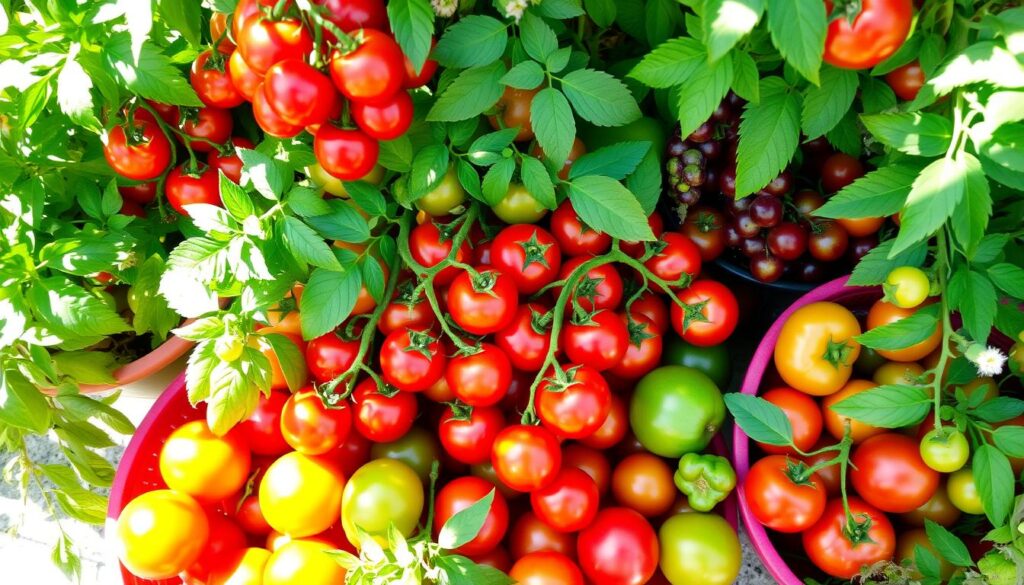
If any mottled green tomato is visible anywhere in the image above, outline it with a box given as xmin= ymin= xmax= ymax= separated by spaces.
xmin=629 ymin=366 xmax=725 ymax=457
xmin=492 ymin=183 xmax=547 ymax=224
xmin=369 ymin=426 xmax=439 ymax=482
xmin=341 ymin=459 xmax=424 ymax=544
xmin=661 ymin=335 xmax=731 ymax=388
xmin=659 ymin=513 xmax=741 ymax=585
xmin=415 ymin=165 xmax=465 ymax=217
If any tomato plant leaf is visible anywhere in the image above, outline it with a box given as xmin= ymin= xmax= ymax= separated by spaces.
xmin=764 ymin=0 xmax=825 ymax=85
xmin=854 ymin=304 xmax=940 ymax=351
xmin=0 ymin=369 xmax=52 ymax=434
xmin=801 ymin=66 xmax=858 ymax=138
xmin=260 ymin=332 xmax=308 ymax=393
xmin=859 ymin=77 xmax=898 ymax=114
xmin=520 ymin=12 xmax=558 ymax=62
xmin=723 ymin=393 xmax=794 ymax=447
xmin=341 ymin=181 xmax=387 ymax=217
xmin=890 ymin=155 xmax=975 ymax=257
xmin=702 ymin=0 xmax=763 ymax=62
xmin=627 ymin=152 xmax=662 ymax=215
xmin=971 ymin=397 xmax=1024 ymax=426
xmin=532 ymin=87 xmax=576 ymax=169
xmin=861 ymin=112 xmax=953 ymax=157
xmin=569 ymin=141 xmax=650 ymax=180
xmin=568 ymin=175 xmax=654 ymax=241
xmin=830 ymin=384 xmax=932 ymax=428
xmin=825 ymin=108 xmax=863 ymax=157
xmin=731 ymin=49 xmax=760 ymax=103
xmin=735 ymin=77 xmax=800 ymax=197
xmin=675 ymin=53 xmax=733 ymax=139
xmin=628 ymin=37 xmax=706 ymax=89
xmin=520 ymin=156 xmax=557 ymax=210
xmin=481 ymin=158 xmax=516 ymax=207
xmin=428 ymin=62 xmax=506 ymax=122
xmin=434 ymin=16 xmax=508 ymax=68
xmin=947 ymin=267 xmax=997 ymax=342
xmin=537 ymin=0 xmax=585 ymax=19
xmin=129 ymin=255 xmax=178 ymax=342
xmin=219 ymin=173 xmax=256 ymax=221
xmin=435 ymin=554 xmax=515 ymax=585
xmin=972 ymin=445 xmax=1015 ymax=527
xmin=950 ymin=161 xmax=992 ymax=256
xmin=584 ymin=0 xmax=617 ymax=27
xmin=158 ymin=0 xmax=203 ymax=47
xmin=915 ymin=42 xmax=1024 ymax=108
xmin=300 ymin=265 xmax=363 ymax=340
xmin=438 ymin=489 xmax=497 ymax=550
xmin=988 ymin=262 xmax=1024 ymax=298
xmin=409 ymin=144 xmax=451 ymax=198
xmin=501 ymin=60 xmax=545 ymax=90
xmin=103 ymin=35 xmax=203 ymax=107
xmin=993 ymin=426 xmax=1024 ymax=458
xmin=924 ymin=520 xmax=974 ymax=568
xmin=387 ymin=0 xmax=435 ymax=74
xmin=848 ymin=239 xmax=928 ymax=286
xmin=303 ymin=199 xmax=372 ymax=243
xmin=561 ymin=68 xmax=641 ymax=127
xmin=378 ymin=136 xmax=415 ymax=172
xmin=645 ymin=0 xmax=684 ymax=48
xmin=238 ymin=148 xmax=285 ymax=201
xmin=56 ymin=47 xmax=101 ymax=133
xmin=816 ymin=164 xmax=918 ymax=220
xmin=281 ymin=217 xmax=342 ymax=270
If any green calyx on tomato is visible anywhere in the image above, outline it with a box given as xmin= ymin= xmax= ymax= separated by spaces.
xmin=673 ymin=453 xmax=736 ymax=512
xmin=919 ymin=428 xmax=969 ymax=473
xmin=629 ymin=365 xmax=725 ymax=458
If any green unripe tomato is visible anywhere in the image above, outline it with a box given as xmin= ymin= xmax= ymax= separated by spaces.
xmin=342 ymin=459 xmax=424 ymax=545
xmin=307 ymin=163 xmax=384 ymax=197
xmin=214 ymin=335 xmax=245 ymax=362
xmin=629 ymin=365 xmax=725 ymax=457
xmin=946 ymin=468 xmax=985 ymax=515
xmin=661 ymin=336 xmax=731 ymax=388
xmin=369 ymin=426 xmax=439 ymax=482
xmin=885 ymin=266 xmax=930 ymax=309
xmin=492 ymin=183 xmax=547 ymax=224
xmin=415 ymin=165 xmax=466 ymax=216
xmin=919 ymin=428 xmax=969 ymax=473
xmin=658 ymin=513 xmax=741 ymax=585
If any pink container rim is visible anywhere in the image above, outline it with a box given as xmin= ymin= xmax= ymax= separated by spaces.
xmin=732 ymin=275 xmax=879 ymax=585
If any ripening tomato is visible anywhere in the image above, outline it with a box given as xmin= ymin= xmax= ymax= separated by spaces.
xmin=822 ymin=379 xmax=886 ymax=443
xmin=263 ymin=539 xmax=347 ymax=585
xmin=207 ymin=137 xmax=255 ymax=184
xmin=351 ymin=90 xmax=414 ymax=140
xmin=531 ymin=467 xmax=600 ymax=533
xmin=315 ymin=0 xmax=388 ymax=37
xmin=510 ymin=552 xmax=585 ymax=585
xmin=240 ymin=390 xmax=290 ymax=456
xmin=342 ymin=459 xmax=424 ymax=542
xmin=947 ymin=468 xmax=985 ymax=515
xmin=774 ymin=302 xmax=861 ymax=395
xmin=165 ymin=164 xmax=222 ymax=216
xmin=886 ymin=61 xmax=925 ymax=100
xmin=681 ymin=206 xmax=727 ymax=261
xmin=280 ymin=387 xmax=353 ymax=455
xmin=259 ymin=452 xmax=345 ymax=538
xmin=492 ymin=183 xmax=548 ymax=223
xmin=644 ymin=232 xmax=702 ymax=288
xmin=306 ymin=331 xmax=360 ymax=383
xmin=628 ymin=290 xmax=669 ymax=334
xmin=577 ymin=508 xmax=659 ymax=585
xmin=550 ymin=200 xmax=611 ymax=256
xmin=759 ymin=387 xmax=823 ymax=455
xmin=579 ymin=394 xmax=628 ymax=450
xmin=118 ymin=181 xmax=158 ymax=204
xmin=563 ymin=444 xmax=611 ymax=496
xmin=351 ymin=378 xmax=418 ymax=442
xmin=561 ymin=310 xmax=629 ymax=372
xmin=492 ymin=424 xmax=561 ymax=492
xmin=378 ymin=287 xmax=436 ymax=336
xmin=237 ymin=16 xmax=313 ymax=74
xmin=837 ymin=216 xmax=884 ymax=238
xmin=490 ymin=225 xmax=562 ymax=294
xmin=849 ymin=433 xmax=939 ymax=513
xmin=536 ymin=365 xmax=612 ymax=439
xmin=104 ymin=120 xmax=172 ymax=181
xmin=658 ymin=514 xmax=741 ymax=585
xmin=745 ymin=455 xmax=827 ymax=532
xmin=234 ymin=494 xmax=272 ymax=535
xmin=434 ymin=476 xmax=509 ymax=556
xmin=191 ymin=50 xmax=245 ymax=109
xmin=802 ymin=497 xmax=895 ymax=579
xmin=508 ymin=512 xmax=577 ymax=560
xmin=609 ymin=315 xmax=663 ymax=380
xmin=314 ymin=124 xmax=380 ymax=181
xmin=183 ymin=512 xmax=246 ymax=583
xmin=379 ymin=327 xmax=445 ymax=392
xmin=116 ymin=490 xmax=210 ymax=579
xmin=495 ymin=302 xmax=553 ymax=372
xmin=820 ymin=153 xmax=865 ymax=193
xmin=489 ymin=85 xmax=540 ymax=142
xmin=670 ymin=280 xmax=739 ymax=347
xmin=899 ymin=480 xmax=962 ymax=527
xmin=228 ymin=50 xmax=262 ymax=100
xmin=180 ymin=106 xmax=233 ymax=152
xmin=556 ymin=257 xmax=623 ymax=311
xmin=823 ymin=0 xmax=913 ymax=70
xmin=611 ymin=453 xmax=676 ymax=518
xmin=446 ymin=343 xmax=513 ymax=407
xmin=330 ymin=29 xmax=405 ymax=104
xmin=160 ymin=421 xmax=250 ymax=501
xmin=447 ymin=269 xmax=519 ymax=335
xmin=439 ymin=405 xmax=505 ymax=465
xmin=867 ymin=299 xmax=942 ymax=362
xmin=264 ymin=59 xmax=340 ymax=127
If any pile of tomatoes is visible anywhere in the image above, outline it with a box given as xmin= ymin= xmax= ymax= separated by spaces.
xmin=741 ymin=292 xmax=1020 ymax=581
xmin=104 ymin=0 xmax=426 ymax=219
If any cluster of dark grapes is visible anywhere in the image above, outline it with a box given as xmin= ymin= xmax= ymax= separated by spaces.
xmin=661 ymin=94 xmax=886 ymax=284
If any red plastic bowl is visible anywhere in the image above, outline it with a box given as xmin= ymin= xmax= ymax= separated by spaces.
xmin=109 ymin=374 xmax=739 ymax=585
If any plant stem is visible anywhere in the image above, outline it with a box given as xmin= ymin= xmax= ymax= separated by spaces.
xmin=932 ymin=229 xmax=955 ymax=430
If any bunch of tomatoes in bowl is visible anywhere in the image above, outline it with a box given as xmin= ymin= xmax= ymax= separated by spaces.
xmin=732 ymin=276 xmax=1022 ymax=584
xmin=111 ymin=196 xmax=752 ymax=585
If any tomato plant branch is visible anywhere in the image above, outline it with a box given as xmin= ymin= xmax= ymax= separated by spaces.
xmin=931 ymin=229 xmax=955 ymax=430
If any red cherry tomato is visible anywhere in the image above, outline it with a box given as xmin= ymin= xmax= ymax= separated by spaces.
xmin=253 ymin=83 xmax=303 ymax=138
xmin=802 ymin=497 xmax=895 ymax=579
xmin=315 ymin=0 xmax=388 ymax=38
xmin=560 ymin=310 xmax=629 ymax=372
xmin=670 ymin=280 xmax=739 ymax=347
xmin=820 ymin=153 xmax=864 ymax=193
xmin=628 ymin=290 xmax=669 ymax=335
xmin=823 ymin=0 xmax=913 ymax=70
xmin=329 ymin=29 xmax=405 ymax=104
xmin=439 ymin=406 xmax=505 ymax=465
xmin=264 ymin=59 xmax=340 ymax=127
xmin=490 ymin=225 xmax=562 ymax=295
xmin=237 ymin=16 xmax=313 ymax=74
xmin=228 ymin=50 xmax=262 ymax=100
xmin=849 ymin=433 xmax=939 ymax=513
xmin=351 ymin=378 xmax=418 ymax=442
xmin=351 ymin=91 xmax=414 ymax=140
xmin=531 ymin=467 xmax=600 ymax=533
xmin=535 ymin=365 xmax=611 ymax=439
xmin=446 ymin=269 xmax=519 ymax=335
xmin=207 ymin=137 xmax=255 ymax=184
xmin=446 ymin=344 xmax=513 ymax=408
xmin=191 ymin=50 xmax=245 ymax=109
xmin=378 ymin=286 xmax=437 ymax=336
xmin=183 ymin=512 xmax=246 ymax=583
xmin=240 ymin=390 xmax=291 ymax=456
xmin=579 ymin=393 xmax=628 ymax=450
xmin=434 ymin=476 xmax=509 ymax=556
xmin=577 ymin=507 xmax=659 ymax=585
xmin=621 ymin=213 xmax=665 ymax=257
xmin=314 ymin=124 xmax=380 ymax=181
xmin=280 ymin=387 xmax=353 ymax=455
xmin=549 ymin=200 xmax=611 ymax=256
xmin=379 ymin=327 xmax=446 ymax=392
xmin=556 ymin=257 xmax=623 ymax=311
xmin=744 ymin=455 xmax=827 ymax=533
xmin=643 ymin=232 xmax=702 ymax=288
xmin=492 ymin=424 xmax=561 ymax=492
xmin=495 ymin=302 xmax=553 ymax=372
xmin=234 ymin=494 xmax=272 ymax=535
xmin=180 ymin=107 xmax=233 ymax=152
xmin=306 ymin=332 xmax=360 ymax=384
xmin=104 ymin=120 xmax=172 ymax=181
xmin=165 ymin=164 xmax=222 ymax=216
xmin=120 ymin=199 xmax=146 ymax=218
xmin=118 ymin=181 xmax=158 ymax=204
xmin=403 ymin=41 xmax=439 ymax=88
xmin=508 ymin=512 xmax=577 ymax=560
xmin=886 ymin=61 xmax=925 ymax=101
xmin=408 ymin=221 xmax=472 ymax=286
xmin=609 ymin=315 xmax=663 ymax=380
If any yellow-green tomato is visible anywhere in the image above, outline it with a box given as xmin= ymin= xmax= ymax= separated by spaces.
xmin=947 ymin=468 xmax=985 ymax=515
xmin=658 ymin=513 xmax=741 ymax=585
xmin=341 ymin=459 xmax=424 ymax=545
xmin=919 ymin=428 xmax=969 ymax=473
xmin=885 ymin=266 xmax=930 ymax=309
xmin=415 ymin=165 xmax=466 ymax=216
xmin=307 ymin=163 xmax=384 ymax=197
xmin=492 ymin=183 xmax=548 ymax=224
xmin=369 ymin=426 xmax=439 ymax=482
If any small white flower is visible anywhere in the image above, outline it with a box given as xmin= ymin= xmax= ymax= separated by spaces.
xmin=972 ymin=346 xmax=1007 ymax=377
xmin=431 ymin=0 xmax=458 ymax=18
xmin=504 ymin=0 xmax=530 ymax=21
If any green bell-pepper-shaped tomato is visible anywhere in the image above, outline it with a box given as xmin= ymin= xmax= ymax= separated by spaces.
xmin=674 ymin=453 xmax=737 ymax=512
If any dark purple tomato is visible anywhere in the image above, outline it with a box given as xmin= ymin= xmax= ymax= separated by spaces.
xmin=793 ymin=190 xmax=825 ymax=217
xmin=750 ymin=253 xmax=784 ymax=283
xmin=719 ymin=168 xmax=736 ymax=198
xmin=766 ymin=222 xmax=808 ymax=261
xmin=750 ymin=195 xmax=783 ymax=228
xmin=808 ymin=221 xmax=849 ymax=262
xmin=849 ymin=234 xmax=880 ymax=263
xmin=688 ymin=122 xmax=713 ymax=143
xmin=734 ymin=211 xmax=761 ymax=238
xmin=764 ymin=171 xmax=793 ymax=197
xmin=739 ymin=236 xmax=766 ymax=258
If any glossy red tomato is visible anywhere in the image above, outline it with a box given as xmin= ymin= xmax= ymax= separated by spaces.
xmin=378 ymin=288 xmax=436 ymax=336
xmin=578 ymin=394 xmax=627 ymax=450
xmin=191 ymin=50 xmax=245 ymax=109
xmin=351 ymin=91 xmax=414 ymax=140
xmin=509 ymin=512 xmax=577 ymax=560
xmin=446 ymin=343 xmax=512 ymax=407
xmin=550 ymin=200 xmax=611 ymax=256
xmin=609 ymin=315 xmax=663 ymax=380
xmin=207 ymin=137 xmax=255 ymax=184
xmin=240 ymin=390 xmax=290 ymax=456
xmin=104 ymin=120 xmax=172 ymax=181
xmin=253 ymin=83 xmax=303 ymax=138
xmin=492 ymin=424 xmax=561 ymax=492
xmin=577 ymin=508 xmax=659 ymax=585
xmin=644 ymin=232 xmax=702 ymax=288
xmin=118 ymin=181 xmax=158 ymax=204
xmin=183 ymin=511 xmax=246 ymax=583
xmin=561 ymin=310 xmax=629 ymax=372
xmin=237 ymin=16 xmax=313 ymax=74
xmin=165 ymin=164 xmax=222 ymax=216
xmin=264 ymin=59 xmax=340 ymax=127
xmin=820 ymin=153 xmax=864 ymax=193
xmin=556 ymin=257 xmax=623 ymax=311
xmin=510 ymin=552 xmax=584 ymax=585
xmin=470 ymin=547 xmax=512 ymax=573
xmin=495 ymin=302 xmax=553 ymax=372
xmin=409 ymin=221 xmax=472 ymax=285
xmin=333 ymin=430 xmax=372 ymax=477
xmin=315 ymin=0 xmax=388 ymax=37
xmin=628 ymin=290 xmax=669 ymax=334
xmin=120 ymin=200 xmax=145 ymax=218
xmin=802 ymin=497 xmax=896 ymax=579
xmin=306 ymin=332 xmax=359 ymax=383
xmin=849 ymin=433 xmax=939 ymax=513
xmin=531 ymin=467 xmax=600 ymax=533
xmin=351 ymin=378 xmax=418 ymax=442
xmin=144 ymin=101 xmax=181 ymax=125
xmin=379 ymin=327 xmax=446 ymax=392
xmin=434 ymin=476 xmax=509 ymax=556
xmin=681 ymin=206 xmax=727 ymax=261
xmin=314 ymin=124 xmax=379 ymax=181
xmin=280 ymin=387 xmax=352 ymax=455
xmin=439 ymin=406 xmax=505 ymax=465
xmin=231 ymin=0 xmax=274 ymax=39
xmin=758 ymin=387 xmax=823 ymax=455
xmin=490 ymin=225 xmax=562 ymax=294
xmin=536 ymin=365 xmax=612 ymax=440
xmin=234 ymin=494 xmax=272 ymax=535
xmin=180 ymin=107 xmax=233 ymax=152
xmin=228 ymin=50 xmax=262 ymax=100
xmin=886 ymin=61 xmax=925 ymax=100
xmin=670 ymin=280 xmax=739 ymax=347
xmin=744 ymin=455 xmax=827 ymax=533
xmin=823 ymin=0 xmax=913 ymax=70
xmin=330 ymin=29 xmax=405 ymax=104
xmin=446 ymin=269 xmax=519 ymax=335
xmin=563 ymin=445 xmax=611 ymax=496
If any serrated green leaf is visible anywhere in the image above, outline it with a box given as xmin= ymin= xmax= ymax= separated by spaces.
xmin=481 ymin=158 xmax=516 ymax=207
xmin=735 ymin=77 xmax=800 ymax=197
xmin=973 ymin=445 xmax=1014 ymax=527
xmin=765 ymin=0 xmax=825 ymax=84
xmin=585 ymin=0 xmax=617 ymax=27
xmin=859 ymin=76 xmax=898 ymax=114
xmin=924 ymin=520 xmax=974 ymax=568
xmin=831 ymin=384 xmax=931 ymax=428
xmin=816 ymin=165 xmax=918 ymax=220
xmin=409 ymin=144 xmax=451 ymax=198
xmin=731 ymin=49 xmax=760 ymax=103
xmin=342 ymin=181 xmax=387 ymax=216
xmin=645 ymin=0 xmax=683 ymax=48
xmin=219 ymin=172 xmax=256 ymax=221
xmin=723 ymin=393 xmax=794 ymax=447
xmin=825 ymin=108 xmax=863 ymax=157
xmin=531 ymin=88 xmax=576 ymax=170
xmin=848 ymin=239 xmax=928 ymax=286
xmin=238 ymin=148 xmax=285 ymax=201
xmin=628 ymin=37 xmax=706 ymax=89
xmin=0 ymin=370 xmax=52 ymax=434
xmin=428 ymin=62 xmax=506 ymax=122
xmin=159 ymin=0 xmax=203 ymax=46
xmin=951 ymin=161 xmax=991 ymax=257
xmin=103 ymin=35 xmax=203 ymax=106
xmin=947 ymin=267 xmax=997 ymax=342
xmin=520 ymin=156 xmax=557 ymax=210
xmin=561 ymin=68 xmax=641 ymax=127
xmin=260 ymin=332 xmax=307 ymax=392
xmin=281 ymin=217 xmax=341 ymax=270
xmin=801 ymin=66 xmax=857 ymax=138
xmin=861 ymin=112 xmax=953 ymax=157
xmin=300 ymin=266 xmax=363 ymax=340
xmin=568 ymin=175 xmax=654 ymax=241
xmin=855 ymin=304 xmax=940 ymax=350
xmin=388 ymin=0 xmax=435 ymax=74
xmin=434 ymin=16 xmax=508 ymax=68
xmin=303 ymin=199 xmax=371 ymax=243
xmin=891 ymin=155 xmax=975 ymax=256
xmin=520 ymin=12 xmax=558 ymax=61
xmin=988 ymin=263 xmax=1024 ymax=298
xmin=627 ymin=150 xmax=661 ymax=215
xmin=501 ymin=61 xmax=545 ymax=89
xmin=702 ymin=0 xmax=763 ymax=62
xmin=675 ymin=54 xmax=733 ymax=138
xmin=537 ymin=0 xmax=585 ymax=19
xmin=569 ymin=141 xmax=650 ymax=180
xmin=379 ymin=136 xmax=415 ymax=172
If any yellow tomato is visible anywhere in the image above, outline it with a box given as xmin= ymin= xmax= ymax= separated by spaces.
xmin=116 ymin=490 xmax=209 ymax=579
xmin=774 ymin=302 xmax=861 ymax=396
xmin=263 ymin=540 xmax=346 ymax=585
xmin=259 ymin=452 xmax=345 ymax=537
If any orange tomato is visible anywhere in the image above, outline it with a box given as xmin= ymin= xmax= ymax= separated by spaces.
xmin=774 ymin=302 xmax=861 ymax=396
xmin=837 ymin=217 xmax=884 ymax=237
xmin=872 ymin=361 xmax=924 ymax=386
xmin=866 ymin=300 xmax=941 ymax=362
xmin=822 ymin=379 xmax=886 ymax=443
xmin=116 ymin=490 xmax=210 ymax=579
xmin=159 ymin=420 xmax=251 ymax=501
xmin=610 ymin=453 xmax=676 ymax=518
xmin=259 ymin=452 xmax=346 ymax=538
